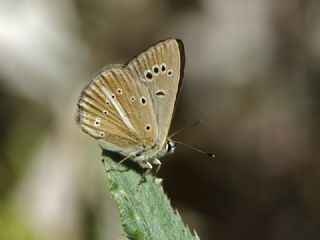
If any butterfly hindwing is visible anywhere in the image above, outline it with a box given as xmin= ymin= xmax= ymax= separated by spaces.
xmin=76 ymin=64 xmax=158 ymax=155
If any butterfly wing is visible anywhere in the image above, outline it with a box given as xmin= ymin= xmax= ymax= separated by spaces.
xmin=76 ymin=64 xmax=158 ymax=156
xmin=127 ymin=38 xmax=185 ymax=147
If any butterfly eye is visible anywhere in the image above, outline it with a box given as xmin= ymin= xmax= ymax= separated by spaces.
xmin=166 ymin=140 xmax=176 ymax=154
xmin=144 ymin=70 xmax=153 ymax=81
xmin=160 ymin=63 xmax=166 ymax=72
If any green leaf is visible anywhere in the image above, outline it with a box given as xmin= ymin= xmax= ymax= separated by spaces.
xmin=102 ymin=153 xmax=200 ymax=240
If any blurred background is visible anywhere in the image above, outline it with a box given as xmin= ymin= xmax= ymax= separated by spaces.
xmin=1 ymin=0 xmax=320 ymax=239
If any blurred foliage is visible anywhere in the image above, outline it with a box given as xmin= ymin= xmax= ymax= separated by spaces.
xmin=0 ymin=84 xmax=50 ymax=198
xmin=1 ymin=0 xmax=320 ymax=239
xmin=0 ymin=204 xmax=35 ymax=240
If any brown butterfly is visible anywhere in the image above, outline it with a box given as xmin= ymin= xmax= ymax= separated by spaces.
xmin=76 ymin=38 xmax=185 ymax=169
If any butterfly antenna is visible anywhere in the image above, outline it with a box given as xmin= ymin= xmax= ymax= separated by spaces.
xmin=169 ymin=119 xmax=203 ymax=138
xmin=171 ymin=140 xmax=215 ymax=158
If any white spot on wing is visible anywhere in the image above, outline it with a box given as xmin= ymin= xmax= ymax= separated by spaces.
xmin=101 ymin=72 xmax=109 ymax=78
xmin=101 ymin=86 xmax=136 ymax=132
xmin=144 ymin=70 xmax=153 ymax=81
xmin=79 ymin=101 xmax=86 ymax=107
xmin=83 ymin=118 xmax=89 ymax=124
xmin=82 ymin=126 xmax=98 ymax=137
xmin=155 ymin=90 xmax=166 ymax=97
xmin=117 ymin=88 xmax=123 ymax=95
xmin=160 ymin=63 xmax=167 ymax=73
xmin=145 ymin=124 xmax=151 ymax=131
xmin=132 ymin=61 xmax=149 ymax=83
xmin=94 ymin=117 xmax=100 ymax=126
xmin=152 ymin=65 xmax=160 ymax=76
xmin=140 ymin=96 xmax=146 ymax=105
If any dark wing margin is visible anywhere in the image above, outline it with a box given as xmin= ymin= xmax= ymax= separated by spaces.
xmin=174 ymin=38 xmax=185 ymax=111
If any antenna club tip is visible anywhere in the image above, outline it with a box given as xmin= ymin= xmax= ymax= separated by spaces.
xmin=207 ymin=153 xmax=215 ymax=158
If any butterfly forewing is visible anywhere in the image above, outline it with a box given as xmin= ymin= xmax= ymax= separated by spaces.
xmin=127 ymin=38 xmax=185 ymax=147
xmin=76 ymin=64 xmax=158 ymax=155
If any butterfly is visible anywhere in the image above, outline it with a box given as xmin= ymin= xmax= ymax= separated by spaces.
xmin=76 ymin=38 xmax=185 ymax=170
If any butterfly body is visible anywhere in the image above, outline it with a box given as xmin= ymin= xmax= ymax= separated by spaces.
xmin=76 ymin=38 xmax=184 ymax=169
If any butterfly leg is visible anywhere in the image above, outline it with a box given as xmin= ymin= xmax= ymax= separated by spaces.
xmin=116 ymin=150 xmax=144 ymax=168
xmin=152 ymin=158 xmax=162 ymax=175
xmin=140 ymin=162 xmax=153 ymax=169
xmin=117 ymin=154 xmax=132 ymax=166
xmin=106 ymin=154 xmax=134 ymax=172
xmin=137 ymin=162 xmax=153 ymax=185
xmin=152 ymin=159 xmax=161 ymax=165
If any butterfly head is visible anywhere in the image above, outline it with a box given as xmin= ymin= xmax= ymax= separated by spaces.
xmin=165 ymin=139 xmax=176 ymax=155
xmin=131 ymin=139 xmax=176 ymax=164
xmin=135 ymin=139 xmax=175 ymax=161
